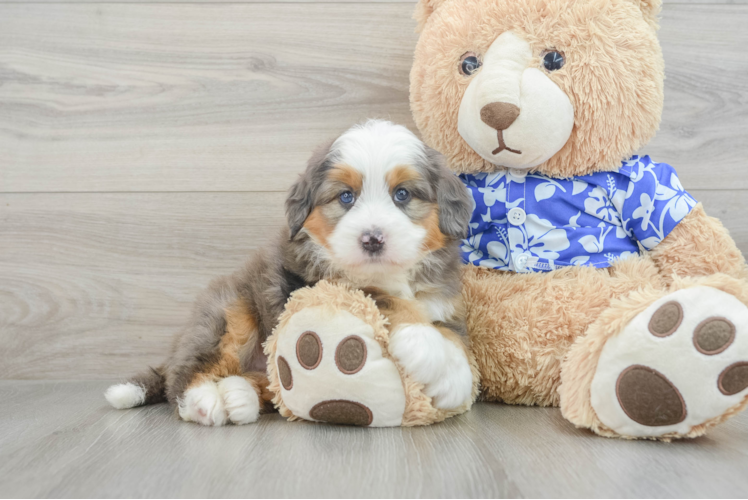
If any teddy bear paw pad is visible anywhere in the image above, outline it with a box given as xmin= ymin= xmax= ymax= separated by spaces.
xmin=590 ymin=286 xmax=748 ymax=438
xmin=309 ymin=400 xmax=373 ymax=426
xmin=273 ymin=305 xmax=406 ymax=427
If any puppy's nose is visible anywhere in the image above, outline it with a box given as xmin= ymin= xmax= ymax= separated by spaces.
xmin=361 ymin=231 xmax=385 ymax=254
xmin=480 ymin=102 xmax=520 ymax=131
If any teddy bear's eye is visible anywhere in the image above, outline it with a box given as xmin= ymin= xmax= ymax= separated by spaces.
xmin=459 ymin=52 xmax=482 ymax=76
xmin=543 ymin=51 xmax=565 ymax=71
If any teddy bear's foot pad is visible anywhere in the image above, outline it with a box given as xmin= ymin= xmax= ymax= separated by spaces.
xmin=274 ymin=305 xmax=406 ymax=427
xmin=309 ymin=400 xmax=373 ymax=426
xmin=591 ymin=286 xmax=748 ymax=438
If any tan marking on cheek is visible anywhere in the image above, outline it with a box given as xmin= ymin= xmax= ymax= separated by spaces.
xmin=386 ymin=165 xmax=421 ymax=192
xmin=329 ymin=163 xmax=363 ymax=192
xmin=420 ymin=205 xmax=446 ymax=252
xmin=303 ymin=207 xmax=334 ymax=248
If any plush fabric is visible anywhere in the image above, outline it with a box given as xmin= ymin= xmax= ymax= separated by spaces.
xmin=410 ymin=0 xmax=664 ymax=178
xmin=265 ymin=280 xmax=479 ymax=427
xmin=560 ymin=273 xmax=748 ymax=440
xmin=463 ymin=255 xmax=663 ymax=406
xmin=410 ymin=0 xmax=748 ymax=439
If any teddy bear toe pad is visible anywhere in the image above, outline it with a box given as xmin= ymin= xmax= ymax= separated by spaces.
xmin=274 ymin=306 xmax=406 ymax=427
xmin=591 ymin=287 xmax=748 ymax=438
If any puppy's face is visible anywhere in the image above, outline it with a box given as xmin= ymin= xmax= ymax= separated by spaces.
xmin=286 ymin=120 xmax=470 ymax=277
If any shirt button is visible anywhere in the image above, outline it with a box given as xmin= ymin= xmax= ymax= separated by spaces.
xmin=508 ymin=207 xmax=526 ymax=226
xmin=514 ymin=253 xmax=530 ymax=271
xmin=510 ymin=168 xmax=528 ymax=178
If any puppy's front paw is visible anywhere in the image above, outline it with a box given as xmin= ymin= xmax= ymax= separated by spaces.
xmin=178 ymin=376 xmax=260 ymax=426
xmin=389 ymin=324 xmax=473 ymax=409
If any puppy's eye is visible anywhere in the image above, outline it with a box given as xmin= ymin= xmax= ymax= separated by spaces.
xmin=543 ymin=51 xmax=565 ymax=71
xmin=394 ymin=188 xmax=410 ymax=203
xmin=459 ymin=52 xmax=482 ymax=76
xmin=339 ymin=191 xmax=355 ymax=205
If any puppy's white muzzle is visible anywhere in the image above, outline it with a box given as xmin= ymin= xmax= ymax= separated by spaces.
xmin=330 ymin=199 xmax=427 ymax=271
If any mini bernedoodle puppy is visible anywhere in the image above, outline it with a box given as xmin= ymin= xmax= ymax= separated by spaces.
xmin=105 ymin=119 xmax=475 ymax=426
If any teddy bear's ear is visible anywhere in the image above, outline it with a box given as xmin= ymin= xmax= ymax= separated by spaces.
xmin=414 ymin=0 xmax=451 ymax=32
xmin=628 ymin=0 xmax=662 ymax=30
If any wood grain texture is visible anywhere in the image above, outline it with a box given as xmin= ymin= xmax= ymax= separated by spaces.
xmin=0 ymin=0 xmax=741 ymax=4
xmin=0 ymin=3 xmax=417 ymax=193
xmin=0 ymin=381 xmax=747 ymax=498
xmin=1 ymin=4 xmax=747 ymax=193
xmin=0 ymin=192 xmax=286 ymax=379
xmin=639 ymin=5 xmax=748 ymax=179
xmin=2 ymin=190 xmax=748 ymax=380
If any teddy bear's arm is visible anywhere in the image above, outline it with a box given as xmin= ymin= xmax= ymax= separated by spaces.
xmin=648 ymin=203 xmax=748 ymax=283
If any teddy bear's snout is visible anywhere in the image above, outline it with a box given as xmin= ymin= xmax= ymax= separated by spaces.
xmin=480 ymin=102 xmax=520 ymax=131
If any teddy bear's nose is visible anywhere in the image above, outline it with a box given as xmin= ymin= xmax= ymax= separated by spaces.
xmin=480 ymin=102 xmax=520 ymax=131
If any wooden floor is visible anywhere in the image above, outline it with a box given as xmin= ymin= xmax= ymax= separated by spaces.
xmin=0 ymin=380 xmax=747 ymax=499
xmin=2 ymin=1 xmax=748 ymax=498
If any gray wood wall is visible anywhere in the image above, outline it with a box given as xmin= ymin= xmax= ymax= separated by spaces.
xmin=1 ymin=1 xmax=747 ymax=380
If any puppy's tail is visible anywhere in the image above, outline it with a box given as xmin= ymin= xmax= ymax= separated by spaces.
xmin=105 ymin=366 xmax=167 ymax=409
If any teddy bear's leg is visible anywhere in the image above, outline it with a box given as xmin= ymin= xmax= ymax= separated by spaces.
xmin=266 ymin=282 xmax=408 ymax=427
xmin=560 ymin=273 xmax=748 ymax=439
xmin=462 ymin=259 xmax=665 ymax=407
xmin=266 ymin=282 xmax=479 ymax=426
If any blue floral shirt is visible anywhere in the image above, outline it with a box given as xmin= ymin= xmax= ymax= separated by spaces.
xmin=459 ymin=156 xmax=697 ymax=273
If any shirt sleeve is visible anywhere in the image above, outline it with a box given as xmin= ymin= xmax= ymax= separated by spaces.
xmin=618 ymin=156 xmax=697 ymax=250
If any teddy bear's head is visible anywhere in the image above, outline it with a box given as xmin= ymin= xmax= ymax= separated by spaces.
xmin=410 ymin=0 xmax=664 ymax=177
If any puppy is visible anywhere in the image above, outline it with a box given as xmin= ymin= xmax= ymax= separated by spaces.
xmin=105 ymin=119 xmax=474 ymax=426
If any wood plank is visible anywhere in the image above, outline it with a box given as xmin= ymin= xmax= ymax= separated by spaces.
xmin=0 ymin=0 xmax=741 ymax=4
xmin=2 ymin=189 xmax=747 ymax=380
xmin=0 ymin=380 xmax=747 ymax=498
xmin=0 ymin=3 xmax=418 ymax=193
xmin=1 ymin=4 xmax=747 ymax=192
xmin=640 ymin=4 xmax=748 ymax=179
xmin=0 ymin=192 xmax=287 ymax=380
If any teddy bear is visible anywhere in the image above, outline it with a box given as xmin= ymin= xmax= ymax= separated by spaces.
xmin=408 ymin=0 xmax=748 ymax=438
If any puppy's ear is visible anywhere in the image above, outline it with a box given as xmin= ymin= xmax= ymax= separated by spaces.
xmin=428 ymin=149 xmax=471 ymax=239
xmin=286 ymin=173 xmax=313 ymax=241
xmin=285 ymin=140 xmax=334 ymax=240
